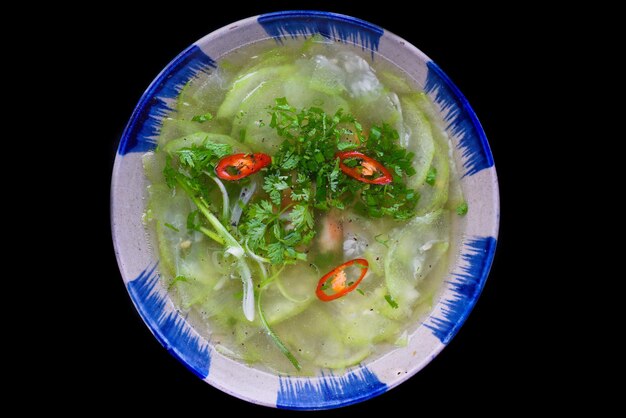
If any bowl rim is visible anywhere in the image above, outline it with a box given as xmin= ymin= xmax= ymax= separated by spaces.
xmin=111 ymin=10 xmax=499 ymax=410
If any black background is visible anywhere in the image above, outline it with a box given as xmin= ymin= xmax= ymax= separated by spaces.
xmin=75 ymin=2 xmax=552 ymax=414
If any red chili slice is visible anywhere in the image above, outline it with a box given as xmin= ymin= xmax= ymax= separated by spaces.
xmin=316 ymin=258 xmax=369 ymax=301
xmin=335 ymin=151 xmax=392 ymax=185
xmin=215 ymin=153 xmax=271 ymax=181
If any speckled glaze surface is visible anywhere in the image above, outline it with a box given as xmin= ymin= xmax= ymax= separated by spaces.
xmin=111 ymin=11 xmax=499 ymax=410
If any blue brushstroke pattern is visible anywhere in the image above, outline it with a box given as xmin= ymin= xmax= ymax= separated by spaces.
xmin=258 ymin=11 xmax=383 ymax=54
xmin=127 ymin=264 xmax=211 ymax=378
xmin=425 ymin=236 xmax=497 ymax=344
xmin=277 ymin=367 xmax=387 ymax=410
xmin=118 ymin=45 xmax=215 ymax=155
xmin=425 ymin=61 xmax=493 ymax=177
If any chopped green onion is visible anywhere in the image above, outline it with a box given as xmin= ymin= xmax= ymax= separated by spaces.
xmin=163 ymin=222 xmax=179 ymax=232
xmin=384 ymin=294 xmax=399 ymax=309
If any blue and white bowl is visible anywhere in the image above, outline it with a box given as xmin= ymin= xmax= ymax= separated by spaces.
xmin=111 ymin=11 xmax=499 ymax=410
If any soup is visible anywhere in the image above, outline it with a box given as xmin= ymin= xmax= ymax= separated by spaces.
xmin=142 ymin=38 xmax=466 ymax=374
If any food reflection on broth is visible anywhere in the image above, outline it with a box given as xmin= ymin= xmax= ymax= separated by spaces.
xmin=142 ymin=38 xmax=467 ymax=374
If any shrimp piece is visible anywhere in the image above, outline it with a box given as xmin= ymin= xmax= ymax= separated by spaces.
xmin=318 ymin=210 xmax=343 ymax=253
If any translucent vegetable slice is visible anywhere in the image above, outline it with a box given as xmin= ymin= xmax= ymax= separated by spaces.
xmin=163 ymin=132 xmax=250 ymax=154
xmin=400 ymin=96 xmax=436 ymax=188
xmin=384 ymin=210 xmax=450 ymax=319
xmin=217 ymin=65 xmax=296 ymax=119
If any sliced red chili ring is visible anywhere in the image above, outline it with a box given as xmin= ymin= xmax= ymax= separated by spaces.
xmin=215 ymin=153 xmax=271 ymax=181
xmin=316 ymin=258 xmax=369 ymax=301
xmin=335 ymin=151 xmax=392 ymax=185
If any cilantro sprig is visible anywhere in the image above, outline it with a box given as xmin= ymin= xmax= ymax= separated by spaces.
xmin=239 ymin=98 xmax=419 ymax=264
xmin=163 ymin=139 xmax=254 ymax=320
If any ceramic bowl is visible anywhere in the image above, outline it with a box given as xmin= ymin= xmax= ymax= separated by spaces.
xmin=111 ymin=10 xmax=499 ymax=410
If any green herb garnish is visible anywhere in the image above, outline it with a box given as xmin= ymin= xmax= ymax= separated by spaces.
xmin=425 ymin=166 xmax=437 ymax=186
xmin=192 ymin=112 xmax=213 ymax=123
xmin=240 ymin=98 xmax=420 ymax=265
xmin=375 ymin=234 xmax=390 ymax=248
xmin=384 ymin=294 xmax=399 ymax=309
xmin=456 ymin=201 xmax=468 ymax=216
xmin=168 ymin=275 xmax=188 ymax=290
xmin=163 ymin=222 xmax=180 ymax=232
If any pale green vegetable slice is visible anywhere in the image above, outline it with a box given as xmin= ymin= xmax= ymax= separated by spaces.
xmin=411 ymin=92 xmax=444 ymax=127
xmin=379 ymin=71 xmax=413 ymax=94
xmin=232 ymin=79 xmax=285 ymax=153
xmin=415 ymin=138 xmax=450 ymax=215
xmin=283 ymin=75 xmax=351 ymax=115
xmin=309 ymin=55 xmax=347 ymax=95
xmin=401 ymin=96 xmax=436 ymax=188
xmin=384 ymin=210 xmax=450 ymax=319
xmin=142 ymin=151 xmax=164 ymax=185
xmin=172 ymin=238 xmax=227 ymax=309
xmin=196 ymin=277 xmax=249 ymax=326
xmin=158 ymin=118 xmax=230 ymax=146
xmin=353 ymin=89 xmax=403 ymax=134
xmin=261 ymin=264 xmax=317 ymax=325
xmin=411 ymin=92 xmax=465 ymax=213
xmin=234 ymin=47 xmax=290 ymax=77
xmin=147 ymin=183 xmax=223 ymax=308
xmin=217 ymin=65 xmax=296 ymax=119
xmin=146 ymin=184 xmax=191 ymax=277
xmin=175 ymin=64 xmax=233 ymax=117
xmin=275 ymin=306 xmax=371 ymax=369
xmin=330 ymin=286 xmax=402 ymax=346
xmin=163 ymin=132 xmax=250 ymax=154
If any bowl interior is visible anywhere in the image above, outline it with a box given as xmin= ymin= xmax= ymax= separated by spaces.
xmin=111 ymin=10 xmax=498 ymax=410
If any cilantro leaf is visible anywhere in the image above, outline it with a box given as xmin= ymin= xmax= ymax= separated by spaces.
xmin=290 ymin=186 xmax=311 ymax=202
xmin=301 ymin=229 xmax=316 ymax=245
xmin=263 ymin=174 xmax=289 ymax=205
xmin=267 ymin=242 xmax=285 ymax=264
xmin=175 ymin=141 xmax=232 ymax=173
xmin=282 ymin=231 xmax=302 ymax=246
xmin=244 ymin=218 xmax=267 ymax=246
xmin=280 ymin=150 xmax=300 ymax=170
xmin=248 ymin=200 xmax=275 ymax=221
xmin=337 ymin=141 xmax=358 ymax=151
xmin=290 ymin=204 xmax=314 ymax=230
xmin=202 ymin=141 xmax=232 ymax=158
xmin=328 ymin=158 xmax=340 ymax=193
